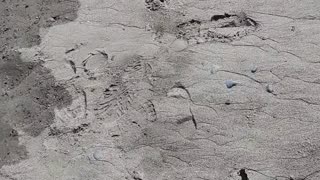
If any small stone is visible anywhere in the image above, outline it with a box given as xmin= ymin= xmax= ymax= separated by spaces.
xmin=225 ymin=80 xmax=237 ymax=89
xmin=93 ymin=150 xmax=104 ymax=161
xmin=251 ymin=67 xmax=257 ymax=73
xmin=266 ymin=84 xmax=273 ymax=93
xmin=47 ymin=17 xmax=56 ymax=22
xmin=196 ymin=37 xmax=205 ymax=44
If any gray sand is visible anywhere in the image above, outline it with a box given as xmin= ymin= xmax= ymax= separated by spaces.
xmin=1 ymin=0 xmax=320 ymax=180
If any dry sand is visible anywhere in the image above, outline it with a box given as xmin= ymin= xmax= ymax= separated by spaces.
xmin=1 ymin=0 xmax=320 ymax=180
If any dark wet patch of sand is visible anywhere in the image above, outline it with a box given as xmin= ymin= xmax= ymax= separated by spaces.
xmin=0 ymin=0 xmax=80 ymax=168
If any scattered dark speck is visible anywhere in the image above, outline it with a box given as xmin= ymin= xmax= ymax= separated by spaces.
xmin=72 ymin=123 xmax=89 ymax=134
xmin=211 ymin=15 xmax=225 ymax=21
xmin=88 ymin=77 xmax=97 ymax=80
xmin=72 ymin=126 xmax=84 ymax=133
xmin=81 ymin=123 xmax=89 ymax=127
xmin=49 ymin=127 xmax=63 ymax=136
xmin=9 ymin=129 xmax=18 ymax=137
xmin=211 ymin=13 xmax=233 ymax=21
xmin=189 ymin=19 xmax=201 ymax=24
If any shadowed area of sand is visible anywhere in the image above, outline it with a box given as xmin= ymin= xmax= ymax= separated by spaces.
xmin=0 ymin=0 xmax=79 ymax=170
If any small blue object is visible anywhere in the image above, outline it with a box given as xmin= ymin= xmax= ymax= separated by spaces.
xmin=225 ymin=80 xmax=237 ymax=88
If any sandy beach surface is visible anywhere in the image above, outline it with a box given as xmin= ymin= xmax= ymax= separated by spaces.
xmin=1 ymin=0 xmax=320 ymax=179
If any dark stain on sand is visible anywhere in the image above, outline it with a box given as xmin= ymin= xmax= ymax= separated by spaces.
xmin=0 ymin=0 xmax=80 ymax=168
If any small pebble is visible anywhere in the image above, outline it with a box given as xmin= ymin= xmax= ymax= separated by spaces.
xmin=225 ymin=80 xmax=237 ymax=89
xmin=93 ymin=150 xmax=104 ymax=161
xmin=251 ymin=67 xmax=257 ymax=73
xmin=47 ymin=17 xmax=56 ymax=22
xmin=196 ymin=37 xmax=205 ymax=44
xmin=266 ymin=84 xmax=274 ymax=93
xmin=225 ymin=100 xmax=231 ymax=105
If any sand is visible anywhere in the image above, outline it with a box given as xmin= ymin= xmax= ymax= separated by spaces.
xmin=1 ymin=0 xmax=320 ymax=179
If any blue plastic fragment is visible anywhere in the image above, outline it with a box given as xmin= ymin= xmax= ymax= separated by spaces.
xmin=225 ymin=80 xmax=237 ymax=88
